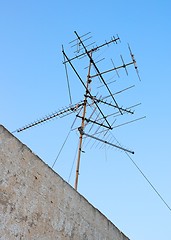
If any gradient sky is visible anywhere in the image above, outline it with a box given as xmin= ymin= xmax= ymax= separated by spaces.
xmin=0 ymin=1 xmax=171 ymax=240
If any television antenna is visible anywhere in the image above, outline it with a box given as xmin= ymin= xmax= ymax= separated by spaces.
xmin=14 ymin=31 xmax=144 ymax=191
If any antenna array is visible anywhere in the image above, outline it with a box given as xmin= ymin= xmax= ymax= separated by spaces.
xmin=14 ymin=31 xmax=144 ymax=191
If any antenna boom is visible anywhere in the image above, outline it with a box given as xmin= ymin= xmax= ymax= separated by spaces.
xmin=81 ymin=130 xmax=134 ymax=154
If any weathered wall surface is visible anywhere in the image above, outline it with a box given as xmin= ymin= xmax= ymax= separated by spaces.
xmin=0 ymin=125 xmax=130 ymax=240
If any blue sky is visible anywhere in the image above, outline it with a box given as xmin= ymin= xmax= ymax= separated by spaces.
xmin=0 ymin=1 xmax=171 ymax=239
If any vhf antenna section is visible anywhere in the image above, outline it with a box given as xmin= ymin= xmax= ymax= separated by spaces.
xmin=62 ymin=48 xmax=112 ymax=130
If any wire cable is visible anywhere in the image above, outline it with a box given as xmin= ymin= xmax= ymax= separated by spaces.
xmin=51 ymin=115 xmax=79 ymax=169
xmin=125 ymin=151 xmax=171 ymax=212
xmin=62 ymin=45 xmax=72 ymax=105
xmin=112 ymin=133 xmax=171 ymax=213
xmin=68 ymin=141 xmax=79 ymax=183
xmin=52 ymin=130 xmax=71 ymax=169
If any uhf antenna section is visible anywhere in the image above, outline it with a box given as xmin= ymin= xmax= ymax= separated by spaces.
xmin=15 ymin=31 xmax=144 ymax=191
xmin=14 ymin=102 xmax=84 ymax=133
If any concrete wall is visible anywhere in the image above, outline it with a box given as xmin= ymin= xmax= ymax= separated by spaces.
xmin=0 ymin=125 xmax=130 ymax=240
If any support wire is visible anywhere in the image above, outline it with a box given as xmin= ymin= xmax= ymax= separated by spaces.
xmin=51 ymin=130 xmax=71 ymax=169
xmin=112 ymin=133 xmax=171 ymax=213
xmin=51 ymin=113 xmax=80 ymax=169
xmin=68 ymin=141 xmax=79 ymax=183
xmin=62 ymin=45 xmax=72 ymax=105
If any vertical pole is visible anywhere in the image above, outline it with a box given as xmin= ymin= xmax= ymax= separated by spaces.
xmin=74 ymin=51 xmax=92 ymax=190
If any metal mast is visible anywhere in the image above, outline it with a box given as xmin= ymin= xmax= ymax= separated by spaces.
xmin=75 ymin=51 xmax=92 ymax=190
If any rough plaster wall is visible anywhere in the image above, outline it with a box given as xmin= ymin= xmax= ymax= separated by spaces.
xmin=0 ymin=125 xmax=130 ymax=240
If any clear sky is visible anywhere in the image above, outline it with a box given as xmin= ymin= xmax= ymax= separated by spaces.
xmin=0 ymin=1 xmax=171 ymax=239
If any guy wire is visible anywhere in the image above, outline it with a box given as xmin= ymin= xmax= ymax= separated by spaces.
xmin=52 ymin=129 xmax=71 ymax=169
xmin=62 ymin=45 xmax=72 ymax=105
xmin=52 ymin=115 xmax=79 ymax=169
xmin=68 ymin=140 xmax=79 ymax=183
xmin=112 ymin=133 xmax=171 ymax=213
